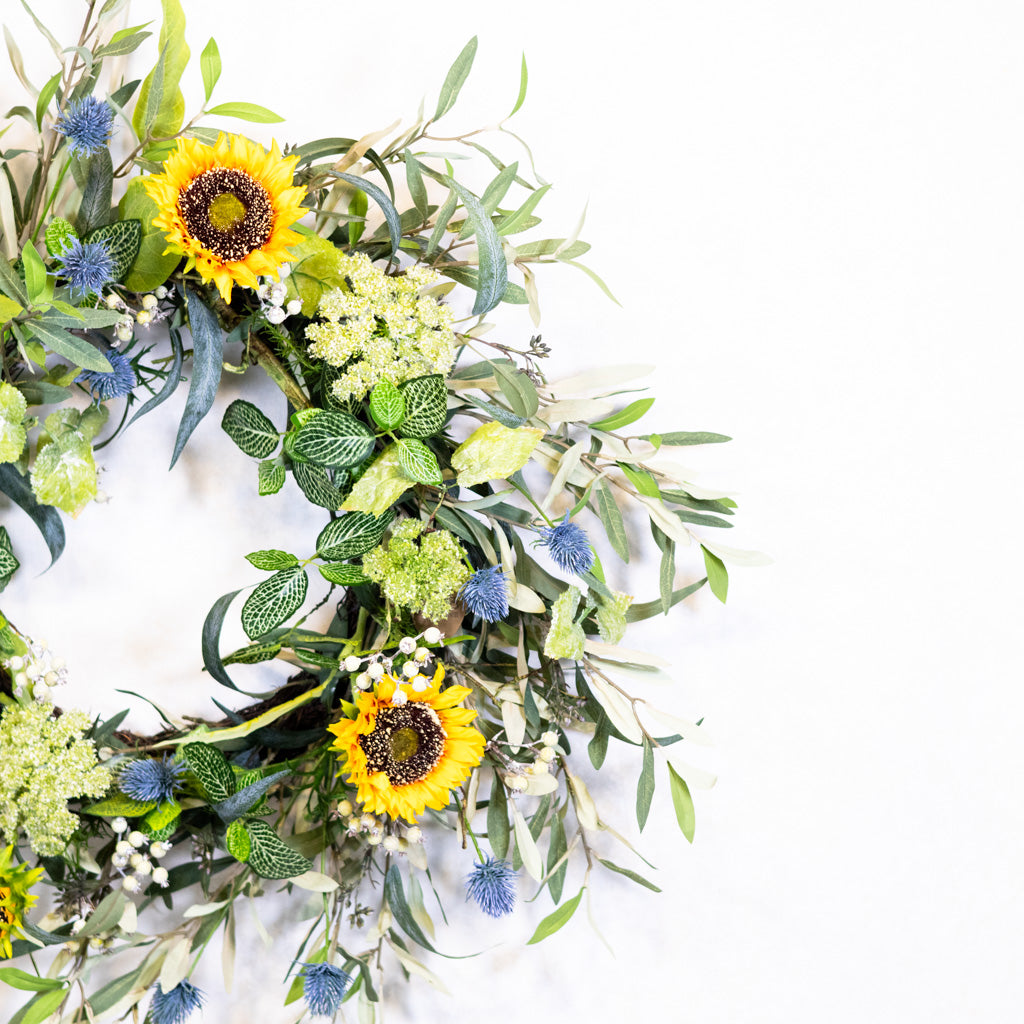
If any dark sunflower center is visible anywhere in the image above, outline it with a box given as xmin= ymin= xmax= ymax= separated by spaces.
xmin=360 ymin=704 xmax=446 ymax=786
xmin=178 ymin=167 xmax=273 ymax=262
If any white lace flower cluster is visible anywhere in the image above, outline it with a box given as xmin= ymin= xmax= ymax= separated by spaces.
xmin=305 ymin=254 xmax=456 ymax=402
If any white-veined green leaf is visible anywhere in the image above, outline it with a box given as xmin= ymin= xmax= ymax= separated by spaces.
xmin=240 ymin=565 xmax=308 ymax=639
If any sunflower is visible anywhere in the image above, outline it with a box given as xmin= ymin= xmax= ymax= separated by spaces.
xmin=143 ymin=133 xmax=306 ymax=303
xmin=0 ymin=844 xmax=43 ymax=959
xmin=328 ymin=665 xmax=486 ymax=823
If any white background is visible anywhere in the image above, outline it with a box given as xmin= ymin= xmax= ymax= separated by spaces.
xmin=3 ymin=0 xmax=1024 ymax=1020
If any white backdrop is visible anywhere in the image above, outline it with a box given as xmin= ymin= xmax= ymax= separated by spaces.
xmin=3 ymin=1 xmax=1024 ymax=1020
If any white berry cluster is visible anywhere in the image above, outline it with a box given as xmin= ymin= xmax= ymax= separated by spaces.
xmin=257 ymin=266 xmax=302 ymax=325
xmin=103 ymin=286 xmax=168 ymax=342
xmin=109 ymin=817 xmax=172 ymax=894
xmin=336 ymin=798 xmax=424 ymax=853
xmin=505 ymin=730 xmax=560 ymax=794
xmin=3 ymin=635 xmax=68 ymax=703
xmin=343 ymin=627 xmax=444 ymax=705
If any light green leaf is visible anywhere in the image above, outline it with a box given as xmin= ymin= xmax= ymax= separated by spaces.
xmin=433 ymin=37 xmax=478 ymax=121
xmin=118 ymin=177 xmax=181 ymax=291
xmin=369 ymin=379 xmax=405 ymax=431
xmin=200 ymin=37 xmax=221 ymax=103
xmin=73 ymin=147 xmax=113 ymax=236
xmin=508 ymin=53 xmax=528 ymax=118
xmin=240 ymin=565 xmax=308 ymax=639
xmin=0 ymin=968 xmax=64 ymax=992
xmin=645 ymin=430 xmax=731 ymax=446
xmin=20 ymin=242 xmax=47 ymax=305
xmin=316 ymin=509 xmax=394 ymax=560
xmin=596 ymin=857 xmax=661 ymax=893
xmin=82 ymin=791 xmax=157 ymax=817
xmin=702 ymin=545 xmax=728 ymax=604
xmin=222 ymin=399 xmax=279 ymax=458
xmin=590 ymin=397 xmax=655 ymax=432
xmin=132 ymin=0 xmax=189 ymax=141
xmin=341 ymin=446 xmax=412 ymax=515
xmin=205 ymin=101 xmax=284 ymax=123
xmin=10 ymin=985 xmax=68 ymax=1024
xmin=668 ymin=762 xmax=696 ymax=843
xmin=245 ymin=819 xmax=311 ymax=879
xmin=34 ymin=71 xmax=61 ymax=130
xmin=450 ymin=422 xmax=543 ymax=488
xmin=245 ymin=549 xmax=298 ymax=571
xmin=397 ymin=438 xmax=442 ymax=485
xmin=290 ymin=411 xmax=374 ymax=468
xmin=0 ymin=381 xmax=28 ymax=464
xmin=180 ymin=741 xmax=234 ymax=803
xmin=636 ymin=737 xmax=655 ymax=831
xmin=318 ymin=562 xmax=369 ymax=586
xmin=594 ymin=480 xmax=629 ymax=562
xmin=30 ymin=429 xmax=97 ymax=516
xmin=490 ymin=360 xmax=539 ymax=419
xmin=93 ymin=29 xmax=151 ymax=58
xmin=397 ymin=374 xmax=447 ymax=439
xmin=225 ymin=818 xmax=250 ymax=861
xmin=487 ymin=774 xmax=509 ymax=860
xmin=526 ymin=886 xmax=584 ymax=944
xmin=222 ymin=641 xmax=282 ymax=666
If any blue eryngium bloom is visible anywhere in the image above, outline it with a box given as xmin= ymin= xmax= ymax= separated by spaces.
xmin=120 ymin=755 xmax=185 ymax=805
xmin=149 ymin=980 xmax=204 ymax=1024
xmin=57 ymin=237 xmax=114 ymax=296
xmin=538 ymin=519 xmax=595 ymax=575
xmin=300 ymin=962 xmax=352 ymax=1017
xmin=465 ymin=855 xmax=517 ymax=917
xmin=53 ymin=96 xmax=115 ymax=157
xmin=457 ymin=565 xmax=509 ymax=622
xmin=77 ymin=348 xmax=136 ymax=401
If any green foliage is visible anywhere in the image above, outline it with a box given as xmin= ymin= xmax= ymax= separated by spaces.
xmin=290 ymin=411 xmax=374 ymax=468
xmin=258 ymin=459 xmax=286 ymax=495
xmin=369 ymin=379 xmax=405 ymax=431
xmin=180 ymin=742 xmax=235 ymax=803
xmin=83 ymin=220 xmax=141 ymax=282
xmin=396 ymin=437 xmax=442 ymax=485
xmin=526 ymin=887 xmax=584 ymax=944
xmin=702 ymin=545 xmax=729 ymax=603
xmin=225 ymin=818 xmax=250 ymax=861
xmin=668 ymin=763 xmax=696 ymax=843
xmin=132 ymin=0 xmax=189 ymax=141
xmin=241 ymin=565 xmax=308 ymax=639
xmin=397 ymin=375 xmax=447 ymax=439
xmin=118 ymin=177 xmax=180 ymax=291
xmin=245 ymin=819 xmax=311 ymax=879
xmin=222 ymin=399 xmax=280 ymax=459
xmin=316 ymin=510 xmax=394 ymax=560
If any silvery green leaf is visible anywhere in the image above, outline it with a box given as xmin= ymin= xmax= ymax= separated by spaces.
xmin=221 ymin=399 xmax=279 ymax=459
xmin=315 ymin=509 xmax=394 ymax=560
xmin=213 ymin=768 xmax=289 ymax=823
xmin=257 ymin=459 xmax=286 ymax=495
xmin=292 ymin=461 xmax=345 ymax=509
xmin=433 ymin=37 xmax=478 ymax=122
xmin=170 ymin=289 xmax=223 ymax=469
xmin=241 ymin=565 xmax=308 ymax=639
xmin=181 ymin=742 xmax=235 ymax=803
xmin=290 ymin=411 xmax=374 ymax=468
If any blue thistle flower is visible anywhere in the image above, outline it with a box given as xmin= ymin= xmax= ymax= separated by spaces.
xmin=53 ymin=96 xmax=115 ymax=157
xmin=457 ymin=565 xmax=509 ymax=622
xmin=537 ymin=520 xmax=595 ymax=575
xmin=300 ymin=962 xmax=352 ymax=1017
xmin=120 ymin=754 xmax=185 ymax=805
xmin=57 ymin=237 xmax=114 ymax=297
xmin=149 ymin=980 xmax=204 ymax=1024
xmin=465 ymin=855 xmax=517 ymax=917
xmin=77 ymin=348 xmax=136 ymax=401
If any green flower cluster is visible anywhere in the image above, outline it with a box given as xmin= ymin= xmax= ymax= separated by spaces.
xmin=0 ymin=701 xmax=111 ymax=855
xmin=305 ymin=253 xmax=456 ymax=403
xmin=361 ymin=519 xmax=471 ymax=623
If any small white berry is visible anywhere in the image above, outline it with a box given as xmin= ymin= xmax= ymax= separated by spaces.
xmin=127 ymin=831 xmax=146 ymax=848
xmin=398 ymin=637 xmax=416 ymax=655
xmin=401 ymin=661 xmax=418 ymax=679
xmin=422 ymin=627 xmax=442 ymax=644
xmin=337 ymin=799 xmax=353 ymax=817
xmin=8 ymin=656 xmax=23 ymax=671
xmin=105 ymin=293 xmax=122 ymax=309
xmin=268 ymin=282 xmax=287 ymax=305
xmin=115 ymin=322 xmax=133 ymax=343
xmin=410 ymin=675 xmax=428 ymax=693
xmin=286 ymin=299 xmax=302 ymax=316
xmin=133 ymin=857 xmax=153 ymax=876
xmin=121 ymin=875 xmax=141 ymax=894
xmin=390 ymin=689 xmax=408 ymax=706
xmin=265 ymin=305 xmax=286 ymax=325
xmin=115 ymin=840 xmax=132 ymax=856
xmin=366 ymin=833 xmax=382 ymax=846
xmin=154 ymin=285 xmax=168 ymax=299
xmin=277 ymin=264 xmax=291 ymax=279
xmin=141 ymin=294 xmax=158 ymax=311
xmin=541 ymin=731 xmax=559 ymax=747
xmin=136 ymin=309 xmax=152 ymax=325
xmin=344 ymin=655 xmax=362 ymax=672
xmin=150 ymin=841 xmax=172 ymax=859
xmin=111 ymin=817 xmax=128 ymax=834
xmin=405 ymin=826 xmax=422 ymax=843
xmin=414 ymin=647 xmax=430 ymax=663
xmin=382 ymin=835 xmax=400 ymax=852
xmin=506 ymin=775 xmax=528 ymax=792
xmin=355 ymin=673 xmax=371 ymax=690
xmin=152 ymin=866 xmax=169 ymax=887
xmin=367 ymin=662 xmax=385 ymax=680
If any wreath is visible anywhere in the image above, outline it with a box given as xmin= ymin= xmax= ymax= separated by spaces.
xmin=0 ymin=3 xmax=761 ymax=1021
